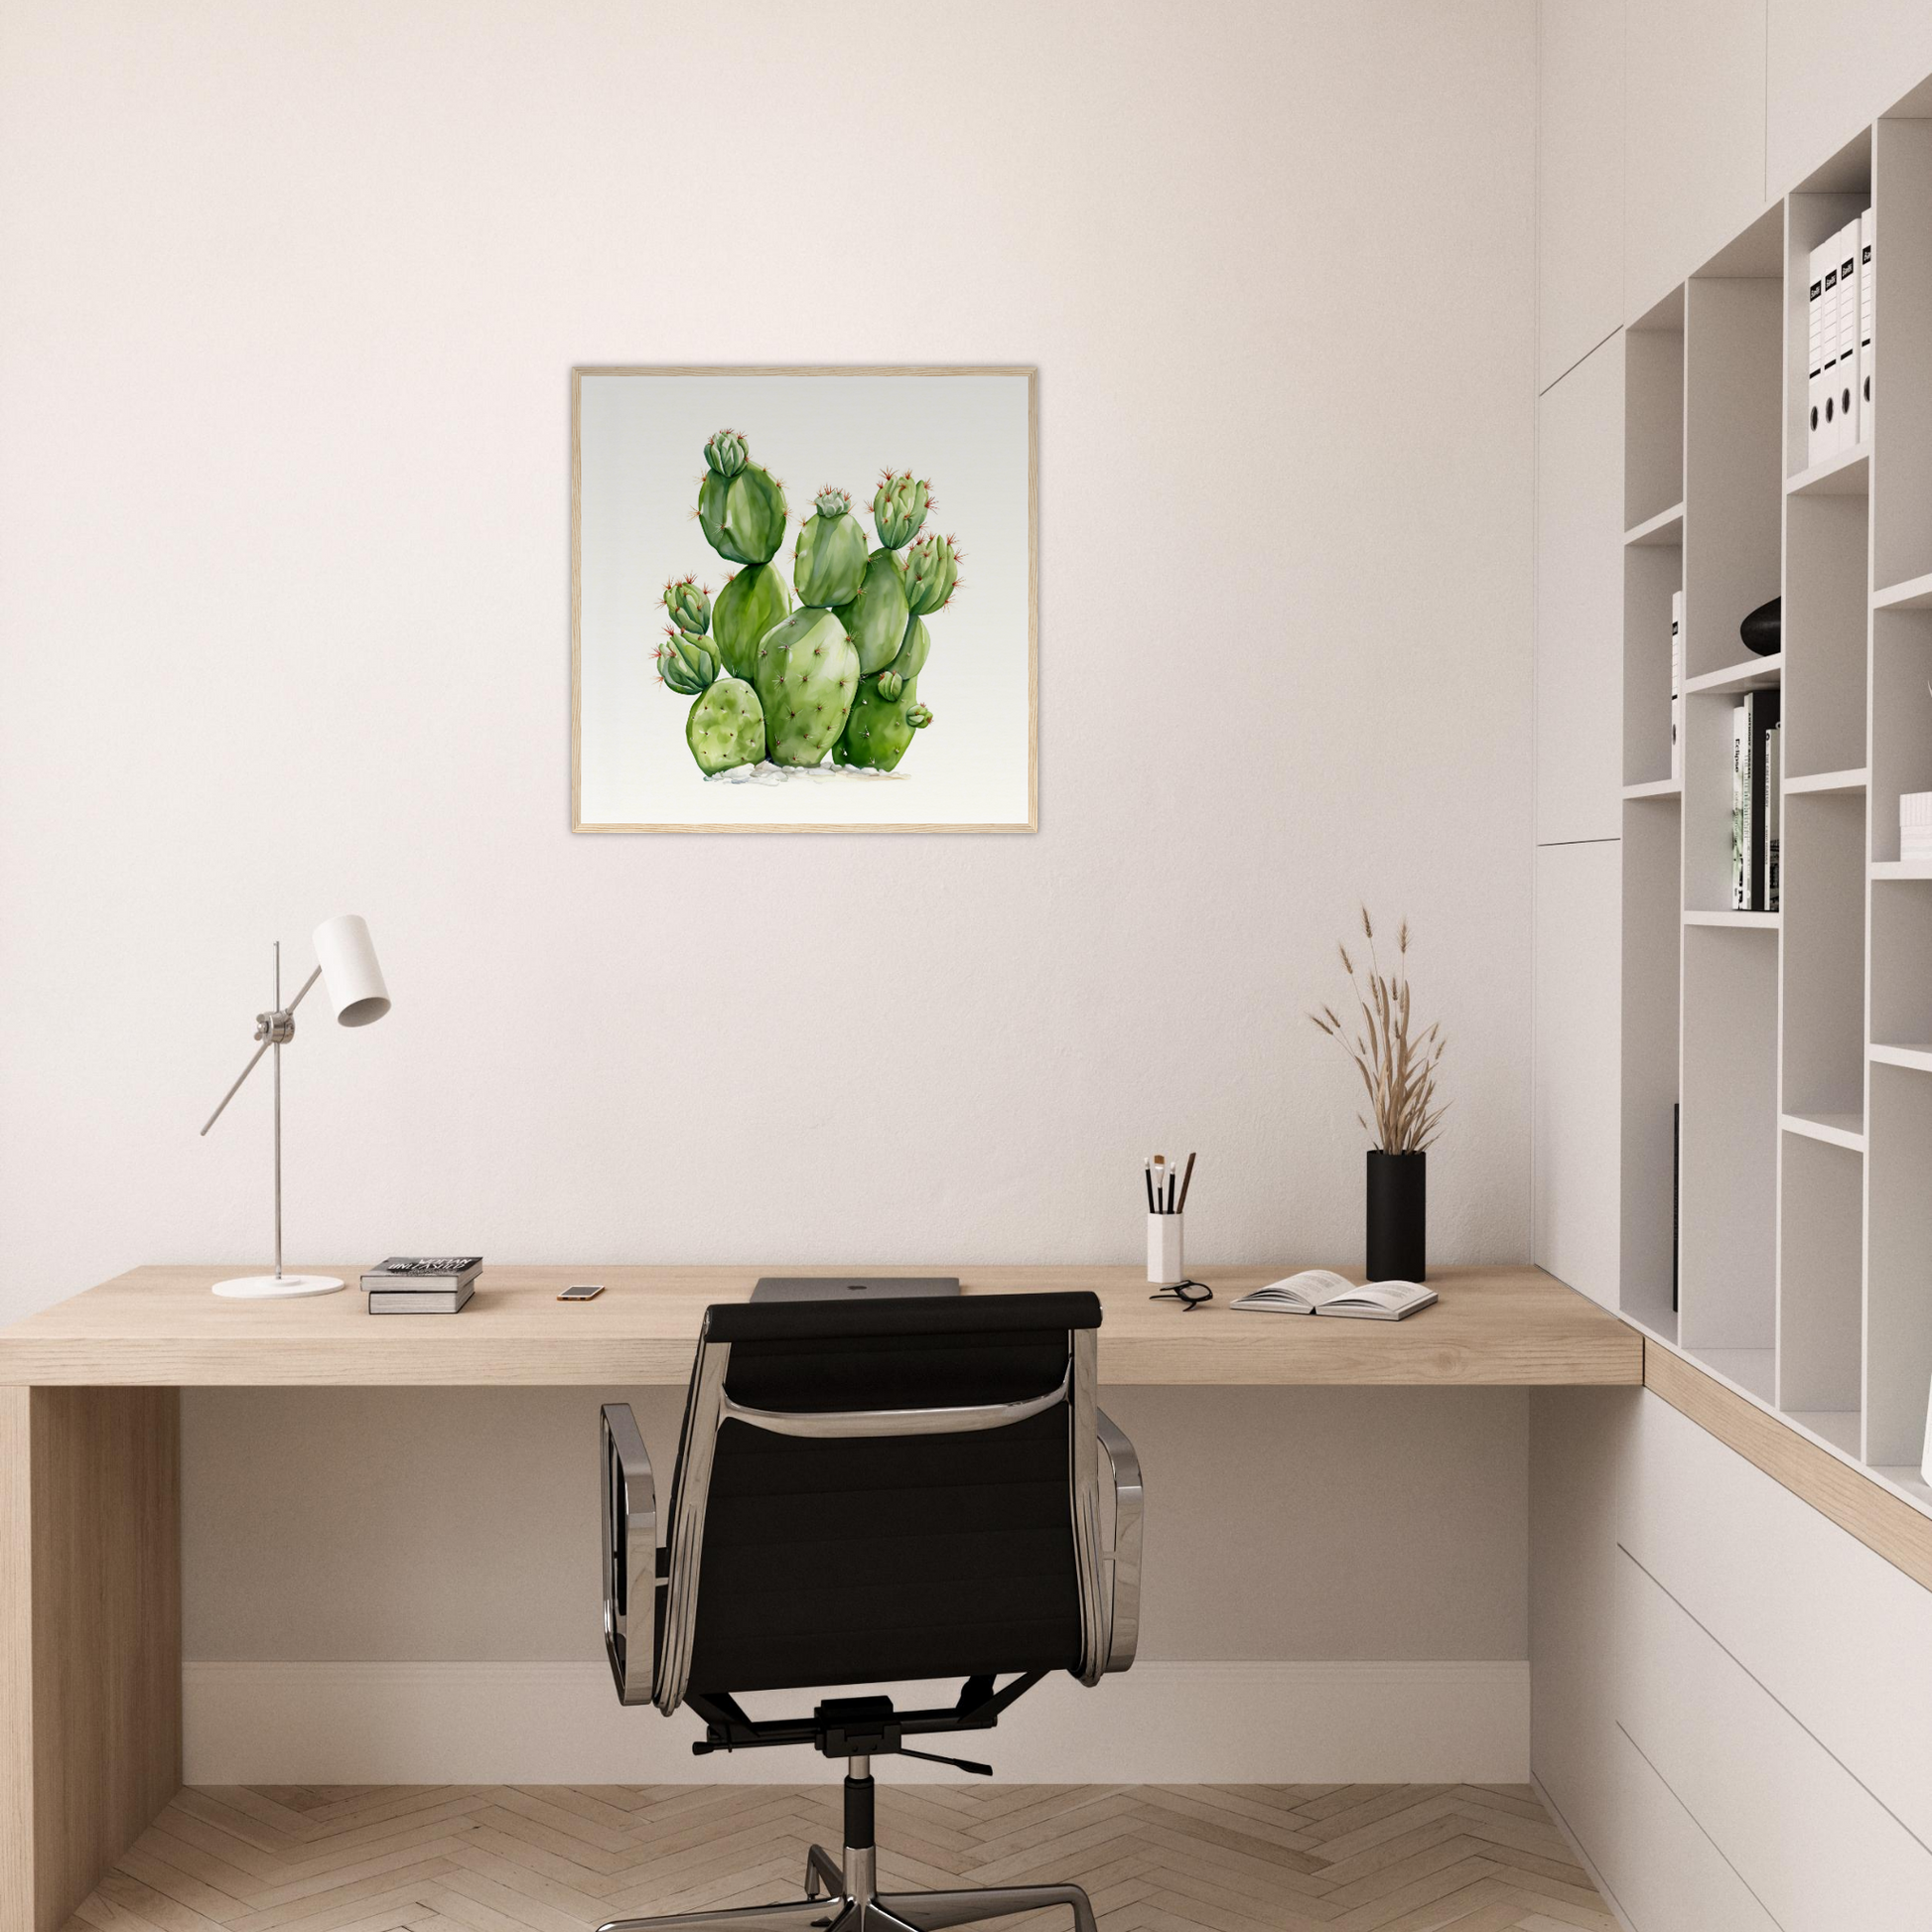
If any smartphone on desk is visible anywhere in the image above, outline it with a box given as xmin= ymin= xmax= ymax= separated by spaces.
xmin=558 ymin=1283 xmax=605 ymax=1301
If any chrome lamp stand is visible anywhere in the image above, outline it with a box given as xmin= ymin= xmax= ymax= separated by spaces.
xmin=199 ymin=916 xmax=391 ymax=1300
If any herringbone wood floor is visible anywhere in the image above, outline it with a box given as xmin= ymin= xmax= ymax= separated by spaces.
xmin=65 ymin=1784 xmax=1617 ymax=1932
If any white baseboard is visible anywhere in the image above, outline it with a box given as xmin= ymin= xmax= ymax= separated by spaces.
xmin=183 ymin=1660 xmax=1528 ymax=1786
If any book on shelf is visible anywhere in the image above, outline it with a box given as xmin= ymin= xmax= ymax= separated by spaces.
xmin=1670 ymin=590 xmax=1683 ymax=781
xmin=1765 ymin=720 xmax=1781 ymax=912
xmin=360 ymin=1256 xmax=483 ymax=1292
xmin=1730 ymin=703 xmax=1749 ymax=907
xmin=1671 ymin=1102 xmax=1680 ymax=1316
xmin=1861 ymin=207 xmax=1874 ymax=443
xmin=369 ymin=1282 xmax=475 ymax=1315
xmin=1229 ymin=1270 xmax=1437 ymax=1320
xmin=1730 ymin=690 xmax=1781 ymax=911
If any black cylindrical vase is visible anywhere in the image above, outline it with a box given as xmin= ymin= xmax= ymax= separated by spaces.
xmin=1366 ymin=1150 xmax=1426 ymax=1282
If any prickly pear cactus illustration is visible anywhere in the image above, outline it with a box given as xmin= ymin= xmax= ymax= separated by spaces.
xmin=835 ymin=672 xmax=933 ymax=771
xmin=872 ymin=471 xmax=930 ymax=550
xmin=712 ymin=563 xmax=791 ymax=683
xmin=686 ymin=676 xmax=764 ymax=774
xmin=659 ymin=435 xmax=962 ymax=775
xmin=835 ymin=546 xmax=911 ymax=674
xmin=697 ymin=430 xmax=788 ymax=567
xmin=902 ymin=531 xmax=961 ymax=617
xmin=755 ymin=607 xmax=860 ymax=764
xmin=662 ymin=576 xmax=711 ymax=639
xmin=655 ymin=629 xmax=719 ymax=696
xmin=792 ymin=488 xmax=869 ymax=608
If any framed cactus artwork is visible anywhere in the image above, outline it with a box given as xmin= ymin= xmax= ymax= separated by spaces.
xmin=571 ymin=365 xmax=1036 ymax=833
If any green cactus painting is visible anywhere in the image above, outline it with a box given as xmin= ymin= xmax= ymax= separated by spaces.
xmin=653 ymin=434 xmax=965 ymax=780
xmin=573 ymin=366 xmax=1035 ymax=833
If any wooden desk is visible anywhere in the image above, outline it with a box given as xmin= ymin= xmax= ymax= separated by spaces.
xmin=0 ymin=1263 xmax=1635 ymax=1932
xmin=0 ymin=1261 xmax=1637 ymax=1388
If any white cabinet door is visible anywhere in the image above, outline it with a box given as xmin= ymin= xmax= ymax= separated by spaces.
xmin=1625 ymin=0 xmax=1769 ymax=318
xmin=1538 ymin=0 xmax=1624 ymax=390
xmin=1768 ymin=0 xmax=1932 ymax=194
xmin=1537 ymin=336 xmax=1624 ymax=844
xmin=1534 ymin=841 xmax=1622 ymax=1307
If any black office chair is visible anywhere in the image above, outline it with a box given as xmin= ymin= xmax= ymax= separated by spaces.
xmin=597 ymin=1291 xmax=1143 ymax=1932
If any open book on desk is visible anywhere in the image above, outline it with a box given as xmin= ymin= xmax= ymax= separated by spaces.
xmin=1230 ymin=1270 xmax=1437 ymax=1320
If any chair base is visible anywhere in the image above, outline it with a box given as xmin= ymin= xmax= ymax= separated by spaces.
xmin=597 ymin=1844 xmax=1098 ymax=1932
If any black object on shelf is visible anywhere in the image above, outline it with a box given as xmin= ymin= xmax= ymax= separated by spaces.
xmin=1366 ymin=1150 xmax=1426 ymax=1283
xmin=1672 ymin=1102 xmax=1681 ymax=1314
xmin=1740 ymin=595 xmax=1781 ymax=657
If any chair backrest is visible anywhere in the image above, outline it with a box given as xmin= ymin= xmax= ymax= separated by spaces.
xmin=652 ymin=1291 xmax=1107 ymax=1713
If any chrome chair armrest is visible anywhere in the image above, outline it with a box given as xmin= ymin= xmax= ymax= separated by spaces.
xmin=1094 ymin=1407 xmax=1143 ymax=1673
xmin=601 ymin=1403 xmax=658 ymax=1707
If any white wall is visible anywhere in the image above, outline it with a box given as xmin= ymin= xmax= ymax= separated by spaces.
xmin=0 ymin=0 xmax=1540 ymax=1768
xmin=0 ymin=0 xmax=1537 ymax=1316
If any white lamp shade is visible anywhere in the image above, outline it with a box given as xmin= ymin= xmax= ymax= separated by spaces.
xmin=312 ymin=914 xmax=390 ymax=1027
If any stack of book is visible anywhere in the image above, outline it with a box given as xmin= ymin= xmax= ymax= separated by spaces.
xmin=361 ymin=1256 xmax=483 ymax=1313
xmin=1730 ymin=692 xmax=1781 ymax=911
xmin=1807 ymin=209 xmax=1873 ymax=465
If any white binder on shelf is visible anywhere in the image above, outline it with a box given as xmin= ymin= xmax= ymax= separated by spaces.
xmin=1821 ymin=230 xmax=1845 ymax=456
xmin=1807 ymin=239 xmax=1830 ymax=468
xmin=1670 ymin=589 xmax=1683 ymax=783
xmin=1836 ymin=219 xmax=1861 ymax=456
xmin=1860 ymin=207 xmax=1874 ymax=446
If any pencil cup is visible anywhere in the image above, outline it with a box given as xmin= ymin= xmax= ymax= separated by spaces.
xmin=1148 ymin=1212 xmax=1185 ymax=1286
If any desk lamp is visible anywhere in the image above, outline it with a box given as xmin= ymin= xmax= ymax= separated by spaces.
xmin=200 ymin=913 xmax=391 ymax=1299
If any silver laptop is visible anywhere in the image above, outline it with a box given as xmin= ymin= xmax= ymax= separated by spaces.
xmin=751 ymin=1276 xmax=961 ymax=1303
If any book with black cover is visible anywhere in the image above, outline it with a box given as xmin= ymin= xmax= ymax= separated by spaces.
xmin=1745 ymin=688 xmax=1781 ymax=909
xmin=361 ymin=1256 xmax=483 ymax=1291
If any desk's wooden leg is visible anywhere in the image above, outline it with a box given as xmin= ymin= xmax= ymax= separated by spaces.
xmin=0 ymin=1387 xmax=181 ymax=1932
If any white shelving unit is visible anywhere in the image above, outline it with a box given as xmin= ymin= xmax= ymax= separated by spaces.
xmin=1619 ymin=106 xmax=1932 ymax=1514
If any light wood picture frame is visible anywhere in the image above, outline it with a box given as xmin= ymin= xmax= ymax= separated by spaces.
xmin=571 ymin=365 xmax=1037 ymax=833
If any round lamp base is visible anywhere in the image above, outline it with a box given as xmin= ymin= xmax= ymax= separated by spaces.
xmin=210 ymin=1274 xmax=345 ymax=1300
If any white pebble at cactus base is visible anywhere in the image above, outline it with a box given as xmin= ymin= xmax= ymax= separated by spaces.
xmin=655 ymin=439 xmax=958 ymax=780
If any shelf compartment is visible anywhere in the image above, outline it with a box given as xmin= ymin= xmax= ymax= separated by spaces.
xmin=1679 ymin=925 xmax=1779 ymax=1359
xmin=1786 ymin=766 xmax=1867 ymax=793
xmin=1684 ymin=909 xmax=1779 ymax=928
xmin=1777 ymin=1134 xmax=1863 ymax=1421
xmin=1872 ymin=571 xmax=1932 ymax=612
xmin=1781 ymin=790 xmax=1866 ymax=1122
xmin=1685 ymin=272 xmax=1782 ymax=682
xmin=1867 ymin=1062 xmax=1932 ymax=1468
xmin=1625 ymin=298 xmax=1685 ymax=532
xmin=1620 ymin=792 xmax=1683 ymax=1342
xmin=1684 ymin=653 xmax=1782 ymax=696
xmin=1784 ymin=492 xmax=1869 ymax=777
xmin=1873 ymin=116 xmax=1932 ymax=594
xmin=1867 ymin=609 xmax=1932 ymax=861
xmin=1624 ymin=501 xmax=1685 ymax=547
xmin=1623 ymin=541 xmax=1682 ymax=788
xmin=1785 ymin=448 xmax=1869 ymax=496
xmin=1786 ymin=186 xmax=1869 ymax=483
xmin=1870 ymin=867 xmax=1932 ymax=1047
xmin=1781 ymin=1110 xmax=1866 ymax=1152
